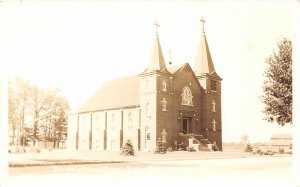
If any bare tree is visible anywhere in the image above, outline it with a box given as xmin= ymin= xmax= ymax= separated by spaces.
xmin=241 ymin=135 xmax=249 ymax=146
xmin=8 ymin=78 xmax=69 ymax=148
xmin=8 ymin=78 xmax=31 ymax=145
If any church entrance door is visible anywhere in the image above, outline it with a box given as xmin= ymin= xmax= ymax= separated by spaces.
xmin=182 ymin=118 xmax=189 ymax=134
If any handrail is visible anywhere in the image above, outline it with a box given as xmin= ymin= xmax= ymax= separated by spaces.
xmin=192 ymin=130 xmax=212 ymax=144
xmin=179 ymin=130 xmax=213 ymax=146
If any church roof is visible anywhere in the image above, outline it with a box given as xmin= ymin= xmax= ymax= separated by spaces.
xmin=167 ymin=64 xmax=183 ymax=74
xmin=76 ymin=63 xmax=203 ymax=114
xmin=76 ymin=75 xmax=140 ymax=113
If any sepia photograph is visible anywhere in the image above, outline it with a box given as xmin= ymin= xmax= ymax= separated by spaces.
xmin=0 ymin=1 xmax=299 ymax=187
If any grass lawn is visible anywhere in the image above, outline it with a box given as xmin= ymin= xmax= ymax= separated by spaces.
xmin=8 ymin=147 xmax=291 ymax=167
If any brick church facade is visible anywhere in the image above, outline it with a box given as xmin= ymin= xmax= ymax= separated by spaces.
xmin=67 ymin=20 xmax=222 ymax=152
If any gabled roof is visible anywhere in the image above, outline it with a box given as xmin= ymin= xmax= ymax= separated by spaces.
xmin=167 ymin=64 xmax=183 ymax=74
xmin=76 ymin=75 xmax=140 ymax=113
xmin=168 ymin=63 xmax=204 ymax=91
xmin=76 ymin=63 xmax=204 ymax=114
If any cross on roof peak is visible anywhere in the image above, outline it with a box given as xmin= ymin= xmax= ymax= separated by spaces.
xmin=200 ymin=17 xmax=206 ymax=33
xmin=153 ymin=20 xmax=160 ymax=34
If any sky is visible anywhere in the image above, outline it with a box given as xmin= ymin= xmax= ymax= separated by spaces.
xmin=0 ymin=1 xmax=294 ymax=142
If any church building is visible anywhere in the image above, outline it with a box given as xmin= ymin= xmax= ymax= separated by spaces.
xmin=67 ymin=19 xmax=222 ymax=152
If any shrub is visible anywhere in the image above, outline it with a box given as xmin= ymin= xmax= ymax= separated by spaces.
xmin=120 ymin=139 xmax=135 ymax=156
xmin=167 ymin=147 xmax=173 ymax=152
xmin=154 ymin=138 xmax=166 ymax=154
xmin=244 ymin=144 xmax=253 ymax=152
xmin=264 ymin=152 xmax=269 ymax=155
xmin=254 ymin=148 xmax=262 ymax=154
xmin=267 ymin=150 xmax=274 ymax=155
xmin=279 ymin=148 xmax=284 ymax=154
xmin=177 ymin=142 xmax=186 ymax=151
xmin=212 ymin=144 xmax=219 ymax=151
xmin=186 ymin=146 xmax=197 ymax=152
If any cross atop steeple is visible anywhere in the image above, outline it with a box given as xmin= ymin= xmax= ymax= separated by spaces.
xmin=194 ymin=17 xmax=219 ymax=77
xmin=200 ymin=17 xmax=206 ymax=33
xmin=143 ymin=21 xmax=169 ymax=74
xmin=154 ymin=20 xmax=160 ymax=37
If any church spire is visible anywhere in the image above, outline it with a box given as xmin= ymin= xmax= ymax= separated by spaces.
xmin=145 ymin=21 xmax=169 ymax=74
xmin=194 ymin=17 xmax=217 ymax=76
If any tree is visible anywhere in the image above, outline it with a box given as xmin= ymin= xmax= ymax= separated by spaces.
xmin=21 ymin=126 xmax=33 ymax=146
xmin=261 ymin=38 xmax=292 ymax=126
xmin=241 ymin=135 xmax=249 ymax=147
xmin=120 ymin=139 xmax=135 ymax=156
xmin=154 ymin=138 xmax=166 ymax=154
xmin=8 ymin=78 xmax=69 ymax=148
xmin=28 ymin=85 xmax=45 ymax=146
xmin=49 ymin=90 xmax=69 ymax=148
xmin=8 ymin=78 xmax=31 ymax=145
xmin=8 ymin=81 xmax=19 ymax=145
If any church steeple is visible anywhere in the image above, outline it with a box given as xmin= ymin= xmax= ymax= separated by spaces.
xmin=144 ymin=21 xmax=169 ymax=74
xmin=194 ymin=17 xmax=217 ymax=77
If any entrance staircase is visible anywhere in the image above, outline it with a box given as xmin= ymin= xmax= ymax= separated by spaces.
xmin=179 ymin=130 xmax=218 ymax=151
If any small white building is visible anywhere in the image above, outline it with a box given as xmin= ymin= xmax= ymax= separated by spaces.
xmin=260 ymin=134 xmax=292 ymax=153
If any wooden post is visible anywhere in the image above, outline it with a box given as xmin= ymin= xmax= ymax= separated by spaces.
xmin=0 ymin=64 xmax=8 ymax=187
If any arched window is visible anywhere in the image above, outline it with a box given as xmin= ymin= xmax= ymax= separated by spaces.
xmin=128 ymin=112 xmax=132 ymax=123
xmin=145 ymin=128 xmax=151 ymax=141
xmin=161 ymin=98 xmax=167 ymax=111
xmin=128 ymin=112 xmax=133 ymax=130
xmin=111 ymin=113 xmax=116 ymax=130
xmin=81 ymin=116 xmax=86 ymax=131
xmin=210 ymin=80 xmax=217 ymax=91
xmin=181 ymin=86 xmax=193 ymax=106
xmin=111 ymin=113 xmax=115 ymax=123
xmin=162 ymin=80 xmax=167 ymax=91
xmin=145 ymin=79 xmax=149 ymax=90
xmin=95 ymin=115 xmax=100 ymax=130
xmin=146 ymin=103 xmax=150 ymax=117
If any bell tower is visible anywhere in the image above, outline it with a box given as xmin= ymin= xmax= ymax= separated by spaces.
xmin=194 ymin=17 xmax=222 ymax=150
xmin=139 ymin=21 xmax=173 ymax=151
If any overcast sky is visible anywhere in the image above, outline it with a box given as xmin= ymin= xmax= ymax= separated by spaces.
xmin=0 ymin=1 xmax=294 ymax=142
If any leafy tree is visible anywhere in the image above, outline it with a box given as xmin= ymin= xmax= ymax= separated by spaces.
xmin=51 ymin=92 xmax=69 ymax=148
xmin=21 ymin=126 xmax=33 ymax=146
xmin=261 ymin=38 xmax=292 ymax=126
